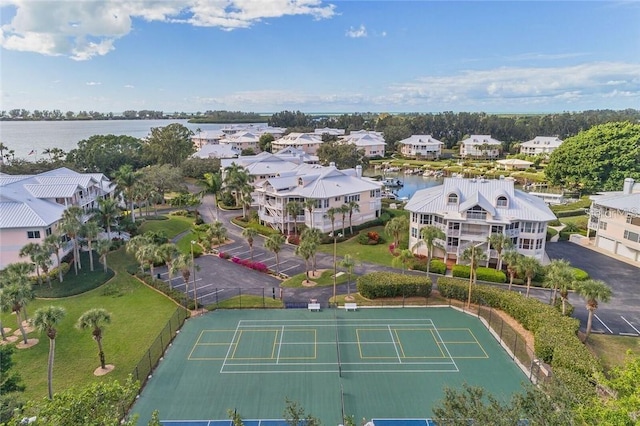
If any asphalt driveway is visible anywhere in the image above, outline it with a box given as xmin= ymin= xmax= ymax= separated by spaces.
xmin=546 ymin=241 xmax=640 ymax=336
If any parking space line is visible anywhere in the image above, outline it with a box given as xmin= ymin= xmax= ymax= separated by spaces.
xmin=621 ymin=316 xmax=640 ymax=335
xmin=594 ymin=314 xmax=613 ymax=334
xmin=620 ymin=332 xmax=640 ymax=336
xmin=199 ymin=288 xmax=225 ymax=299
xmin=279 ymin=264 xmax=300 ymax=274
xmin=223 ymin=246 xmax=245 ymax=253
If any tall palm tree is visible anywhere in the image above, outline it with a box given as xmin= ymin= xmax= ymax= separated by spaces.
xmin=346 ymin=201 xmax=360 ymax=235
xmin=392 ymin=249 xmax=414 ymax=274
xmin=209 ymin=221 xmax=228 ymax=246
xmin=126 ymin=234 xmax=155 ymax=274
xmin=516 ymin=256 xmax=542 ymax=298
xmin=502 ymin=250 xmax=522 ymax=291
xmin=32 ymin=305 xmax=66 ymax=399
xmin=545 ymin=259 xmax=574 ymax=307
xmin=224 ymin=164 xmax=252 ymax=207
xmin=33 ymin=248 xmax=53 ymax=288
xmin=114 ymin=164 xmax=141 ymax=223
xmin=76 ymin=308 xmax=112 ymax=369
xmin=385 ymin=216 xmax=408 ymax=248
xmin=0 ymin=281 xmax=33 ymax=344
xmin=264 ymin=233 xmax=286 ymax=275
xmin=156 ymin=243 xmax=179 ymax=287
xmin=242 ymin=227 xmax=258 ymax=261
xmin=81 ymin=221 xmax=102 ymax=272
xmin=326 ymin=207 xmax=338 ymax=238
xmin=286 ymin=201 xmax=303 ymax=235
xmin=461 ymin=244 xmax=487 ymax=308
xmin=339 ymin=204 xmax=349 ymax=236
xmin=200 ymin=172 xmax=223 ymax=221
xmin=415 ymin=225 xmax=445 ymax=275
xmin=240 ymin=188 xmax=253 ymax=220
xmin=171 ymin=253 xmax=199 ymax=307
xmin=60 ymin=206 xmax=84 ymax=275
xmin=44 ymin=233 xmax=65 ymax=283
xmin=19 ymin=242 xmax=45 ymax=284
xmin=575 ymin=279 xmax=612 ymax=341
xmin=339 ymin=254 xmax=356 ymax=297
xmin=301 ymin=227 xmax=322 ymax=274
xmin=95 ymin=197 xmax=119 ymax=240
xmin=95 ymin=238 xmax=112 ymax=274
xmin=303 ymin=198 xmax=316 ymax=229
xmin=487 ymin=233 xmax=513 ymax=271
xmin=294 ymin=240 xmax=314 ymax=284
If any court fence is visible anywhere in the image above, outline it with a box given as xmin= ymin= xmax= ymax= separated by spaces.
xmin=132 ymin=306 xmax=189 ymax=385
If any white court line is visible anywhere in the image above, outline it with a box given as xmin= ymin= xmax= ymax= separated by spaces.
xmin=221 ymin=323 xmax=242 ymax=374
xmin=388 ymin=325 xmax=402 ymax=363
xmin=620 ymin=316 xmax=640 ymax=335
xmin=276 ymin=326 xmax=285 ymax=364
xmin=594 ymin=314 xmax=613 ymax=334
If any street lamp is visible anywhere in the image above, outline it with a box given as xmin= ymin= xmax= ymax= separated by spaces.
xmin=190 ymin=240 xmax=198 ymax=312
xmin=330 ymin=231 xmax=343 ymax=307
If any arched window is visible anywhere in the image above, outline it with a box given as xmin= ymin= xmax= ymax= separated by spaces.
xmin=447 ymin=193 xmax=458 ymax=204
xmin=496 ymin=196 xmax=508 ymax=208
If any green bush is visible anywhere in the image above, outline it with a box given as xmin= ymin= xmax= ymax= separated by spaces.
xmin=556 ymin=209 xmax=587 ymax=218
xmin=572 ymin=267 xmax=589 ymax=281
xmin=451 ymin=265 xmax=506 ymax=283
xmin=230 ymin=218 xmax=281 ymax=237
xmin=135 ymin=272 xmax=189 ymax=307
xmin=548 ymin=219 xmax=562 ymax=227
xmin=356 ymin=272 xmax=432 ymax=299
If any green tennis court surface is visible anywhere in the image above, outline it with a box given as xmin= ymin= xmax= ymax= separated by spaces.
xmin=131 ymin=308 xmax=527 ymax=425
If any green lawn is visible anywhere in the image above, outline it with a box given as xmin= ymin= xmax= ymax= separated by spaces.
xmin=211 ymin=295 xmax=283 ymax=309
xmin=137 ymin=215 xmax=195 ymax=239
xmin=586 ymin=334 xmax=640 ymax=372
xmin=317 ymin=226 xmax=408 ymax=267
xmin=1 ymin=247 xmax=181 ymax=402
xmin=281 ymin=269 xmax=351 ymax=288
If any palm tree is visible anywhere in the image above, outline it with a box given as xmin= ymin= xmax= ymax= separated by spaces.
xmin=223 ymin=164 xmax=252 ymax=207
xmin=575 ymin=279 xmax=612 ymax=341
xmin=200 ymin=172 xmax=223 ymax=220
xmin=303 ymin=198 xmax=316 ymax=229
xmin=33 ymin=248 xmax=53 ymax=288
xmin=209 ymin=221 xmax=228 ymax=246
xmin=286 ymin=201 xmax=303 ymax=235
xmin=32 ymin=305 xmax=66 ymax=399
xmin=502 ymin=250 xmax=522 ymax=291
xmin=385 ymin=216 xmax=408 ymax=248
xmin=326 ymin=207 xmax=338 ymax=238
xmin=240 ymin=187 xmax=253 ymax=220
xmin=346 ymin=201 xmax=360 ymax=235
xmin=81 ymin=221 xmax=102 ymax=272
xmin=42 ymin=147 xmax=53 ymax=160
xmin=126 ymin=234 xmax=155 ymax=274
xmin=44 ymin=233 xmax=65 ymax=283
xmin=156 ymin=243 xmax=179 ymax=287
xmin=95 ymin=238 xmax=112 ymax=274
xmin=294 ymin=240 xmax=314 ymax=284
xmin=19 ymin=242 xmax=45 ymax=284
xmin=0 ymin=280 xmax=33 ymax=344
xmin=339 ymin=254 xmax=356 ymax=297
xmin=242 ymin=227 xmax=258 ymax=261
xmin=264 ymin=234 xmax=286 ymax=275
xmin=76 ymin=308 xmax=112 ymax=369
xmin=114 ymin=164 xmax=141 ymax=223
xmin=171 ymin=253 xmax=199 ymax=307
xmin=60 ymin=206 xmax=84 ymax=275
xmin=461 ymin=244 xmax=487 ymax=308
xmin=545 ymin=259 xmax=574 ymax=307
xmin=95 ymin=197 xmax=119 ymax=240
xmin=392 ymin=249 xmax=414 ymax=274
xmin=339 ymin=204 xmax=349 ymax=236
xmin=301 ymin=227 xmax=321 ymax=274
xmin=487 ymin=233 xmax=513 ymax=271
xmin=415 ymin=225 xmax=445 ymax=275
xmin=516 ymin=256 xmax=542 ymax=298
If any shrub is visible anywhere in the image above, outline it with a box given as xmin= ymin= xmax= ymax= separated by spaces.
xmin=170 ymin=209 xmax=189 ymax=216
xmin=356 ymin=271 xmax=432 ymax=299
xmin=409 ymin=259 xmax=447 ymax=275
xmin=231 ymin=257 xmax=269 ymax=273
xmin=218 ymin=252 xmax=231 ymax=260
xmin=287 ymin=235 xmax=300 ymax=245
xmin=572 ymin=267 xmax=589 ymax=281
xmin=135 ymin=272 xmax=189 ymax=306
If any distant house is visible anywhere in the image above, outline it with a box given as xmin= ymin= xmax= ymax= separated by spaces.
xmin=192 ymin=144 xmax=240 ymax=159
xmin=587 ymin=178 xmax=640 ymax=263
xmin=271 ymin=133 xmax=323 ymax=155
xmin=398 ymin=135 xmax=444 ymax=159
xmin=0 ymin=167 xmax=115 ymax=269
xmin=495 ymin=158 xmax=534 ymax=170
xmin=219 ymin=131 xmax=261 ymax=153
xmin=314 ymin=127 xmax=346 ymax=136
xmin=459 ymin=135 xmax=502 ymax=159
xmin=519 ymin=136 xmax=563 ymax=156
xmin=254 ymin=164 xmax=382 ymax=234
xmin=191 ymin=130 xmax=225 ymax=149
xmin=404 ymin=176 xmax=555 ymax=264
xmin=338 ymin=130 xmax=386 ymax=158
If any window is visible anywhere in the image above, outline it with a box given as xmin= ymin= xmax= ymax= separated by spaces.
xmin=448 ymin=222 xmax=460 ymax=230
xmin=519 ymin=238 xmax=534 ymax=250
xmin=522 ymin=222 xmax=535 ymax=233
xmin=627 ymin=215 xmax=640 ymax=226
xmin=496 ymin=196 xmax=508 ymax=208
xmin=45 ymin=227 xmax=52 ymax=236
xmin=411 ymin=227 xmax=418 ymax=238
xmin=344 ymin=194 xmax=360 ymax=203
xmin=467 ymin=205 xmax=487 ymax=220
xmin=447 ymin=193 xmax=458 ymax=204
xmin=420 ymin=214 xmax=432 ymax=225
xmin=27 ymin=230 xmax=41 ymax=239
xmin=536 ymin=238 xmax=544 ymax=250
xmin=624 ymin=230 xmax=640 ymax=243
xmin=491 ymin=225 xmax=504 ymax=233
xmin=446 ymin=237 xmax=459 ymax=247
xmin=599 ymin=221 xmax=607 ymax=230
xmin=370 ymin=189 xmax=381 ymax=198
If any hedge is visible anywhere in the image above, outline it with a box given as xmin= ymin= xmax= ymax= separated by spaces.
xmin=356 ymin=271 xmax=432 ymax=299
xmin=408 ymin=258 xmax=446 ymax=275
xmin=451 ymin=265 xmax=506 ymax=283
xmin=436 ymin=277 xmax=599 ymax=402
xmin=555 ymin=209 xmax=588 ymax=218
xmin=135 ymin=271 xmax=190 ymax=307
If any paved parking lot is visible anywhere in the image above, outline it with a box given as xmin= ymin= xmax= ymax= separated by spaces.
xmin=546 ymin=241 xmax=640 ymax=337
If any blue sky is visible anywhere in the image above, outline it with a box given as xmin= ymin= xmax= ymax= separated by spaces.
xmin=1 ymin=1 xmax=639 ymax=114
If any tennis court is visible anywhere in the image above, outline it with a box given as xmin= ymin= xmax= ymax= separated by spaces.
xmin=131 ymin=308 xmax=527 ymax=425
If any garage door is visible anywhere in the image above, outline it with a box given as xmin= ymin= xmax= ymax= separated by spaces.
xmin=597 ymin=236 xmax=616 ymax=252
xmin=616 ymin=244 xmax=639 ymax=261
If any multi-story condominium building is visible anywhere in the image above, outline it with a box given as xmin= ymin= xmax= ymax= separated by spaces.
xmin=219 ymin=131 xmax=261 ymax=153
xmin=193 ymin=144 xmax=241 ymax=159
xmin=271 ymin=133 xmax=323 ymax=155
xmin=404 ymin=176 xmax=555 ymax=264
xmin=220 ymin=149 xmax=319 ymax=184
xmin=314 ymin=127 xmax=346 ymax=136
xmin=588 ymin=178 xmax=640 ymax=263
xmin=338 ymin=130 xmax=386 ymax=158
xmin=254 ymin=164 xmax=382 ymax=234
xmin=519 ymin=136 xmax=563 ymax=156
xmin=0 ymin=167 xmax=114 ymax=269
xmin=191 ymin=130 xmax=225 ymax=149
xmin=398 ymin=135 xmax=444 ymax=159
xmin=459 ymin=135 xmax=502 ymax=158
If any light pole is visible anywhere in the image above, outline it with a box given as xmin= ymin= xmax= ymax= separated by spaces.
xmin=190 ymin=240 xmax=198 ymax=312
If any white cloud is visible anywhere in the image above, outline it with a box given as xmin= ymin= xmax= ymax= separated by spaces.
xmin=124 ymin=84 xmax=135 ymax=88
xmin=86 ymin=81 xmax=101 ymax=86
xmin=0 ymin=0 xmax=336 ymax=59
xmin=345 ymin=24 xmax=367 ymax=38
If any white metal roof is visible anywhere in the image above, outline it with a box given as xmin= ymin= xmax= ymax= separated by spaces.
xmin=520 ymin=136 xmax=563 ymax=148
xmin=398 ymin=135 xmax=444 ymax=146
xmin=460 ymin=135 xmax=502 ymax=146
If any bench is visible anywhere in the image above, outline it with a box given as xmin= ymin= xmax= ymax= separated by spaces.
xmin=308 ymin=303 xmax=321 ymax=312
xmin=344 ymin=303 xmax=358 ymax=311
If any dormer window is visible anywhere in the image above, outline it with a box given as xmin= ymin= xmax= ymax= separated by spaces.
xmin=298 ymin=177 xmax=304 ymax=186
xmin=447 ymin=193 xmax=458 ymax=204
xmin=496 ymin=196 xmax=508 ymax=208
